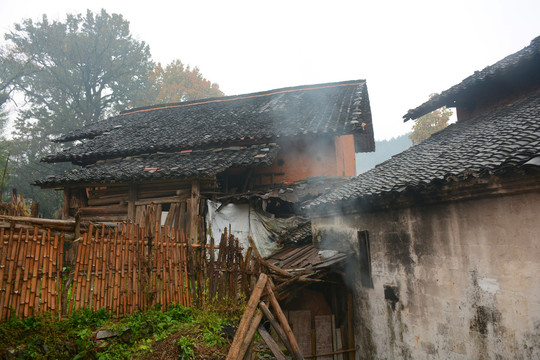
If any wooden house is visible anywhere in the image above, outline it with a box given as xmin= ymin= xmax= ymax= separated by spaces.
xmin=37 ymin=80 xmax=375 ymax=245
xmin=306 ymin=36 xmax=540 ymax=358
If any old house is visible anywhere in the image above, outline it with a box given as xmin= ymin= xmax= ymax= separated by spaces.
xmin=37 ymin=80 xmax=374 ymax=253
xmin=307 ymin=36 xmax=540 ymax=358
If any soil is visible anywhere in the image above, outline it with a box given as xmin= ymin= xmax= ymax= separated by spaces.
xmin=139 ymin=330 xmax=230 ymax=360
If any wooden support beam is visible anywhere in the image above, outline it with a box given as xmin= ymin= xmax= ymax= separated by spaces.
xmin=237 ymin=310 xmax=263 ymax=360
xmin=265 ymin=282 xmax=305 ymax=360
xmin=258 ymin=325 xmax=288 ymax=360
xmin=127 ymin=183 xmax=137 ymax=221
xmin=62 ymin=188 xmax=71 ymax=219
xmin=190 ymin=180 xmax=200 ymax=244
xmin=226 ymin=273 xmax=268 ymax=360
xmin=134 ymin=195 xmax=189 ymax=206
xmin=259 ymin=301 xmax=294 ymax=356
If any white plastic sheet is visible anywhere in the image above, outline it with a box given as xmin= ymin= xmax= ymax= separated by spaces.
xmin=207 ymin=200 xmax=304 ymax=257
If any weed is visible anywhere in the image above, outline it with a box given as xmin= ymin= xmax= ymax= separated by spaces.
xmin=177 ymin=336 xmax=196 ymax=360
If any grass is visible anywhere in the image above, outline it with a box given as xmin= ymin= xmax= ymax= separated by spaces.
xmin=0 ymin=304 xmax=240 ymax=359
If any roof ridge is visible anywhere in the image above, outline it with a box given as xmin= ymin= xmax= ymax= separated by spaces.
xmin=120 ymin=80 xmax=366 ymax=116
xmin=403 ymin=34 xmax=540 ymax=121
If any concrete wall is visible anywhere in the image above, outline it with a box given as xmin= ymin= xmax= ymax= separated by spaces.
xmin=312 ymin=191 xmax=540 ymax=359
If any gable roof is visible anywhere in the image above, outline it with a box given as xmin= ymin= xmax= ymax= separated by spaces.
xmin=36 ymin=144 xmax=279 ymax=187
xmin=44 ymin=80 xmax=374 ymax=164
xmin=307 ymin=90 xmax=540 ymax=211
xmin=403 ymin=35 xmax=540 ymax=121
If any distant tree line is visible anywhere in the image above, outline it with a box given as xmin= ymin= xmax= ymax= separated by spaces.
xmin=0 ymin=9 xmax=224 ymax=217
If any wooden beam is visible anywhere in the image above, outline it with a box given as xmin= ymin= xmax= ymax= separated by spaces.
xmin=127 ymin=183 xmax=137 ymax=221
xmin=265 ymin=283 xmax=305 ymax=360
xmin=237 ymin=310 xmax=263 ymax=360
xmin=226 ymin=273 xmax=268 ymax=360
xmin=134 ymin=195 xmax=189 ymax=206
xmin=62 ymin=188 xmax=71 ymax=219
xmin=259 ymin=301 xmax=294 ymax=356
xmin=258 ymin=325 xmax=288 ymax=360
xmin=190 ymin=180 xmax=200 ymax=244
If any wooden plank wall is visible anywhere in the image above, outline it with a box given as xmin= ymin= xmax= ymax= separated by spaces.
xmin=0 ymin=220 xmax=259 ymax=320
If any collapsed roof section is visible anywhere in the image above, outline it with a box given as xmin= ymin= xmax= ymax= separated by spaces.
xmin=44 ymin=80 xmax=374 ymax=165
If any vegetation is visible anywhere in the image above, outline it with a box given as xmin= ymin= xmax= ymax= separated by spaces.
xmin=135 ymin=60 xmax=224 ymax=106
xmin=0 ymin=9 xmax=224 ymax=216
xmin=0 ymin=305 xmax=238 ymax=359
xmin=409 ymin=96 xmax=453 ymax=145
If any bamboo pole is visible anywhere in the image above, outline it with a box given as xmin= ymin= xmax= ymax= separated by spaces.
xmin=132 ymin=224 xmax=139 ymax=313
xmin=79 ymin=226 xmax=92 ymax=311
xmin=39 ymin=231 xmax=50 ymax=315
xmin=165 ymin=226 xmax=172 ymax=307
xmin=84 ymin=226 xmax=96 ymax=310
xmin=57 ymin=234 xmax=65 ymax=316
xmin=6 ymin=229 xmax=23 ymax=319
xmin=27 ymin=228 xmax=42 ymax=317
xmin=13 ymin=229 xmax=28 ymax=318
xmin=49 ymin=235 xmax=58 ymax=313
xmin=101 ymin=227 xmax=110 ymax=311
xmin=92 ymin=226 xmax=100 ymax=310
xmin=0 ymin=228 xmax=8 ymax=315
xmin=69 ymin=231 xmax=84 ymax=315
xmin=112 ymin=226 xmax=120 ymax=316
xmin=125 ymin=223 xmax=132 ymax=314
xmin=2 ymin=228 xmax=19 ymax=319
xmin=120 ymin=223 xmax=127 ymax=316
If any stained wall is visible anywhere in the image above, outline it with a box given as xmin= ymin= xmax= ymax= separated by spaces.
xmin=256 ymin=135 xmax=356 ymax=185
xmin=312 ymin=191 xmax=540 ymax=359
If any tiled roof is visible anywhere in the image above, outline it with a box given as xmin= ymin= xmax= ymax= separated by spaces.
xmin=36 ymin=144 xmax=279 ymax=187
xmin=308 ymin=90 xmax=540 ymax=210
xmin=44 ymin=80 xmax=373 ymax=164
xmin=278 ymin=221 xmax=312 ymax=245
xmin=403 ymin=35 xmax=540 ymax=121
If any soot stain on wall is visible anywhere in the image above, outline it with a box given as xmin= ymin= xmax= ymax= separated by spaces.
xmin=384 ymin=230 xmax=415 ymax=274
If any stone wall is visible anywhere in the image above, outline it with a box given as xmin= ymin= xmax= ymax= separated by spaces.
xmin=312 ymin=191 xmax=540 ymax=359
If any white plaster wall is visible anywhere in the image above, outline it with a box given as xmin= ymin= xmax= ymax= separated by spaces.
xmin=312 ymin=192 xmax=540 ymax=359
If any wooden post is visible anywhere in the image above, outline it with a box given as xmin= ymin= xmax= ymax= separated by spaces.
xmin=265 ymin=283 xmax=305 ymax=360
xmin=347 ymin=294 xmax=355 ymax=360
xmin=226 ymin=273 xmax=268 ymax=360
xmin=259 ymin=301 xmax=295 ymax=356
xmin=62 ymin=188 xmax=71 ymax=219
xmin=258 ymin=325 xmax=288 ymax=360
xmin=189 ymin=180 xmax=200 ymax=244
xmin=237 ymin=309 xmax=263 ymax=360
xmin=127 ymin=183 xmax=137 ymax=222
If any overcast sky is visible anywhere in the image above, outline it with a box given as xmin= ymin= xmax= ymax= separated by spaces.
xmin=1 ymin=0 xmax=540 ymax=140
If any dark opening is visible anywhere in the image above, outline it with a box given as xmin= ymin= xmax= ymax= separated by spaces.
xmin=358 ymin=230 xmax=373 ymax=288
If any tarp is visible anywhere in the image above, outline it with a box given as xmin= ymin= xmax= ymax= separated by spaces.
xmin=206 ymin=200 xmax=308 ymax=258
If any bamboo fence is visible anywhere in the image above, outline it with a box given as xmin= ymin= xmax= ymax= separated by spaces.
xmin=0 ymin=227 xmax=64 ymax=320
xmin=0 ymin=220 xmax=260 ymax=321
